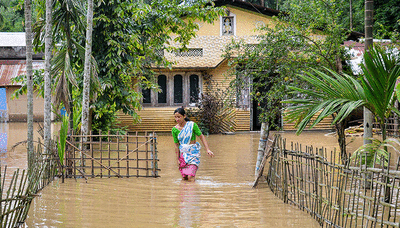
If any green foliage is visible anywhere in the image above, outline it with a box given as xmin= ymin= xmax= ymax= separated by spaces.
xmin=57 ymin=114 xmax=68 ymax=165
xmin=361 ymin=46 xmax=400 ymax=134
xmin=11 ymin=69 xmax=45 ymax=99
xmin=0 ymin=0 xmax=26 ymax=32
xmin=283 ymin=68 xmax=366 ymax=134
xmin=91 ymin=0 xmax=224 ymax=129
xmin=350 ymin=138 xmax=400 ymax=168
xmin=91 ymin=103 xmax=127 ymax=135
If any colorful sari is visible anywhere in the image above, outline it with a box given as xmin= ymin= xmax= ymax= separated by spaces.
xmin=178 ymin=121 xmax=201 ymax=177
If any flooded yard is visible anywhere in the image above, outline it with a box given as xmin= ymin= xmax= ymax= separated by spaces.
xmin=1 ymin=123 xmax=366 ymax=227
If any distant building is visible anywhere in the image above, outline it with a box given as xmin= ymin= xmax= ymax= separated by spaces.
xmin=0 ymin=32 xmax=44 ymax=122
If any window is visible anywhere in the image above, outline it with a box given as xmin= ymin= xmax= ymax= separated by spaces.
xmin=174 ymin=48 xmax=203 ymax=57
xmin=142 ymin=73 xmax=201 ymax=107
xmin=190 ymin=74 xmax=199 ymax=103
xmin=174 ymin=75 xmax=183 ymax=103
xmin=222 ymin=16 xmax=234 ymax=36
xmin=142 ymin=88 xmax=151 ymax=103
xmin=158 ymin=75 xmax=167 ymax=104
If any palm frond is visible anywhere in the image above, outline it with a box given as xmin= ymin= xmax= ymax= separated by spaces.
xmin=361 ymin=46 xmax=400 ymax=120
xmin=283 ymin=67 xmax=366 ymax=134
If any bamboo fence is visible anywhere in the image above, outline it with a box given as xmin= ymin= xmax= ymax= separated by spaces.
xmin=266 ymin=134 xmax=400 ymax=228
xmin=64 ymin=131 xmax=160 ymax=178
xmin=0 ymin=140 xmax=59 ymax=228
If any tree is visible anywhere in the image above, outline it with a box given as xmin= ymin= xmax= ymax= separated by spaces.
xmin=43 ymin=0 xmax=52 ymax=157
xmin=25 ymin=0 xmax=34 ymax=168
xmin=91 ymin=0 xmax=223 ymax=133
xmin=81 ymin=0 xmax=94 ymax=137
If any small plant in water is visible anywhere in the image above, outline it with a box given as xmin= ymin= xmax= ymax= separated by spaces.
xmin=57 ymin=115 xmax=69 ymax=166
xmin=350 ymin=138 xmax=400 ymax=168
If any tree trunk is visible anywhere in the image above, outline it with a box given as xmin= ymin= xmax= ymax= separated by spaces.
xmin=363 ymin=0 xmax=374 ymax=145
xmin=44 ymin=0 xmax=53 ymax=156
xmin=255 ymin=122 xmax=269 ymax=177
xmin=81 ymin=0 xmax=94 ymax=137
xmin=335 ymin=119 xmax=348 ymax=165
xmin=350 ymin=0 xmax=353 ymax=30
xmin=25 ymin=0 xmax=34 ymax=169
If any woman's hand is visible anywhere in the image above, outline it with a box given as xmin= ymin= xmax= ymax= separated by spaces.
xmin=206 ymin=150 xmax=214 ymax=157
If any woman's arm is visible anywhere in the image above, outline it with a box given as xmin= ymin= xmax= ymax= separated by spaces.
xmin=175 ymin=143 xmax=180 ymax=165
xmin=199 ymin=134 xmax=214 ymax=157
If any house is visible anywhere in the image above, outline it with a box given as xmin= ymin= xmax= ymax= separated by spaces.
xmin=0 ymin=32 xmax=45 ymax=122
xmin=116 ymin=0 xmax=283 ymax=132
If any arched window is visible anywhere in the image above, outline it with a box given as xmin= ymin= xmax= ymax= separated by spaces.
xmin=158 ymin=75 xmax=167 ymax=104
xmin=142 ymin=88 xmax=151 ymax=104
xmin=190 ymin=74 xmax=199 ymax=103
xmin=174 ymin=75 xmax=183 ymax=104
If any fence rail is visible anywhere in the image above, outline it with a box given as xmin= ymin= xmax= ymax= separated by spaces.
xmin=65 ymin=132 xmax=160 ymax=178
xmin=266 ymin=134 xmax=400 ymax=228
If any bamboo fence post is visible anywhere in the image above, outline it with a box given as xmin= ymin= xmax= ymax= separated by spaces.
xmin=146 ymin=131 xmax=149 ymax=177
xmin=283 ymin=139 xmax=288 ymax=204
xmin=136 ymin=131 xmax=139 ymax=177
xmin=99 ymin=130 xmax=103 ymax=178
xmin=108 ymin=130 xmax=111 ymax=178
xmin=90 ymin=131 xmax=94 ymax=177
xmin=73 ymin=136 xmax=76 ymax=179
xmin=126 ymin=132 xmax=129 ymax=177
xmin=117 ymin=131 xmax=120 ymax=177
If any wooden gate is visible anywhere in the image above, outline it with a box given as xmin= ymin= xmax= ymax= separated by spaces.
xmin=65 ymin=132 xmax=159 ymax=178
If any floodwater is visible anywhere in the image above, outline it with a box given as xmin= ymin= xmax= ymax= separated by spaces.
xmin=1 ymin=123 xmax=367 ymax=227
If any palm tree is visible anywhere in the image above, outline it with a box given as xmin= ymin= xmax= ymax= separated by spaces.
xmin=283 ymin=46 xmax=400 ymax=164
xmin=25 ymin=0 xmax=34 ymax=169
xmin=33 ymin=0 xmax=98 ymax=134
xmin=81 ymin=0 xmax=94 ymax=137
xmin=52 ymin=0 xmax=85 ymax=134
xmin=44 ymin=0 xmax=53 ymax=157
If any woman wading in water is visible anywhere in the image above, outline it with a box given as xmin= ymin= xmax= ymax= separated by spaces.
xmin=172 ymin=108 xmax=214 ymax=181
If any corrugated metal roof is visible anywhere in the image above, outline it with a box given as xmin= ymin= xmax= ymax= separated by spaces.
xmin=0 ymin=32 xmax=26 ymax=47
xmin=0 ymin=60 xmax=44 ymax=86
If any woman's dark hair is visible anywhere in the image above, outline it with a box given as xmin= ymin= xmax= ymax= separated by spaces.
xmin=174 ymin=107 xmax=190 ymax=121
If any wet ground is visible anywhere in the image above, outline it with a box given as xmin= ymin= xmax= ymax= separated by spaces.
xmin=1 ymin=123 xmax=366 ymax=227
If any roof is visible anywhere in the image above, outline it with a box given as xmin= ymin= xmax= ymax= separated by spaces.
xmin=213 ymin=0 xmax=281 ymax=17
xmin=0 ymin=60 xmax=44 ymax=86
xmin=0 ymin=33 xmax=26 ymax=47
xmin=344 ymin=40 xmax=399 ymax=75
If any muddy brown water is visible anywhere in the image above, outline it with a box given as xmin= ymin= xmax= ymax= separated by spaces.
xmin=1 ymin=123 xmax=367 ymax=227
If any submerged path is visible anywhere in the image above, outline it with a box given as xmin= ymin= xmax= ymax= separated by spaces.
xmin=21 ymin=132 xmax=343 ymax=227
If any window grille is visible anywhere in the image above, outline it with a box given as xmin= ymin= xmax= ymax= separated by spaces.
xmin=222 ymin=16 xmax=234 ymax=35
xmin=174 ymin=48 xmax=203 ymax=57
xmin=245 ymin=44 xmax=258 ymax=52
xmin=155 ymin=49 xmax=164 ymax=57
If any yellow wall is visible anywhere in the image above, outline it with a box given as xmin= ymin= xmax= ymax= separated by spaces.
xmin=6 ymin=86 xmax=44 ymax=121
xmin=195 ymin=6 xmax=276 ymax=37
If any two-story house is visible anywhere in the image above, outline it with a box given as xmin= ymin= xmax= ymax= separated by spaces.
xmin=117 ymin=0 xmax=281 ymax=132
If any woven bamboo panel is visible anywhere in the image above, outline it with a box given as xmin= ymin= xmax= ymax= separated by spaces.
xmin=235 ymin=109 xmax=250 ymax=131
xmin=116 ymin=107 xmax=251 ymax=132
xmin=117 ymin=107 xmax=177 ymax=132
xmin=282 ymin=110 xmax=335 ymax=131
